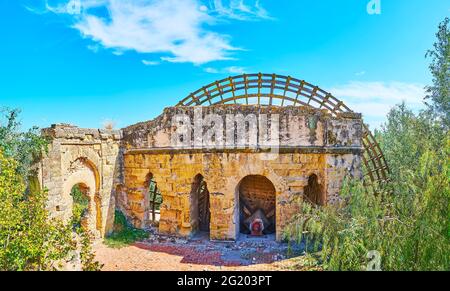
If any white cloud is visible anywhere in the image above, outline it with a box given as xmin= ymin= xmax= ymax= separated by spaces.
xmin=225 ymin=66 xmax=246 ymax=74
xmin=329 ymin=81 xmax=426 ymax=128
xmin=330 ymin=81 xmax=425 ymax=105
xmin=142 ymin=59 xmax=160 ymax=66
xmin=112 ymin=50 xmax=124 ymax=56
xmin=204 ymin=66 xmax=247 ymax=74
xmin=210 ymin=0 xmax=272 ymax=20
xmin=87 ymin=44 xmax=100 ymax=53
xmin=38 ymin=0 xmax=271 ymax=65
xmin=355 ymin=71 xmax=366 ymax=76
xmin=204 ymin=67 xmax=220 ymax=74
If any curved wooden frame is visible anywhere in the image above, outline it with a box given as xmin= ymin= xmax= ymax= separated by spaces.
xmin=176 ymin=73 xmax=390 ymax=189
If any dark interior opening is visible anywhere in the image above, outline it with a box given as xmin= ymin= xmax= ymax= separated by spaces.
xmin=191 ymin=174 xmax=210 ymax=233
xmin=239 ymin=175 xmax=276 ymax=235
xmin=304 ymin=174 xmax=324 ymax=206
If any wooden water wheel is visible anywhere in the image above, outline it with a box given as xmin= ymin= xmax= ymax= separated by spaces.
xmin=176 ymin=73 xmax=390 ymax=193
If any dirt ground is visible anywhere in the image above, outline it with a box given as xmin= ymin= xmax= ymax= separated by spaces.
xmin=93 ymin=232 xmax=311 ymax=271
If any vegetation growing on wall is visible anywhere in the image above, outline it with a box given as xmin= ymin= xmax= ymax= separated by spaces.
xmin=104 ymin=210 xmax=148 ymax=249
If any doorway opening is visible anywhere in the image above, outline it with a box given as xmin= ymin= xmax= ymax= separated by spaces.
xmin=238 ymin=175 xmax=276 ymax=236
xmin=304 ymin=174 xmax=324 ymax=206
xmin=145 ymin=173 xmax=163 ymax=226
xmin=70 ymin=183 xmax=91 ymax=230
xmin=191 ymin=174 xmax=211 ymax=235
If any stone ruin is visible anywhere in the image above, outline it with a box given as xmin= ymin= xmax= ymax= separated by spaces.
xmin=37 ymin=104 xmax=363 ymax=241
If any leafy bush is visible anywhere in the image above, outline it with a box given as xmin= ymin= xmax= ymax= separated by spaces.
xmin=75 ymin=227 xmax=103 ymax=271
xmin=0 ymin=108 xmax=48 ymax=179
xmin=69 ymin=185 xmax=103 ymax=271
xmin=0 ymin=150 xmax=76 ymax=270
xmin=285 ymin=154 xmax=449 ymax=271
xmin=70 ymin=185 xmax=90 ymax=230
xmin=0 ymin=108 xmax=102 ymax=271
xmin=104 ymin=211 xmax=148 ymax=248
xmin=286 ymin=96 xmax=450 ymax=271
xmin=285 ymin=18 xmax=450 ymax=271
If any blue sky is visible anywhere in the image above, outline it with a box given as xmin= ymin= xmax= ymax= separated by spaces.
xmin=0 ymin=0 xmax=448 ymax=130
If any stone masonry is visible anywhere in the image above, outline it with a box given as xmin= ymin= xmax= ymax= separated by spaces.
xmin=39 ymin=105 xmax=363 ymax=240
xmin=38 ymin=124 xmax=122 ymax=237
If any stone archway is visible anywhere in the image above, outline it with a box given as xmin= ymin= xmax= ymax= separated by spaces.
xmin=144 ymin=172 xmax=163 ymax=226
xmin=63 ymin=157 xmax=102 ymax=236
xmin=304 ymin=174 xmax=325 ymax=206
xmin=70 ymin=183 xmax=91 ymax=229
xmin=190 ymin=174 xmax=211 ymax=234
xmin=238 ymin=175 xmax=276 ymax=237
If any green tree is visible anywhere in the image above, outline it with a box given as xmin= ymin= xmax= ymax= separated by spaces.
xmin=0 ymin=108 xmax=102 ymax=271
xmin=0 ymin=108 xmax=48 ymax=179
xmin=425 ymin=17 xmax=450 ymax=129
xmin=286 ymin=146 xmax=449 ymax=271
xmin=70 ymin=185 xmax=90 ymax=230
xmin=0 ymin=150 xmax=76 ymax=270
xmin=286 ymin=18 xmax=450 ymax=271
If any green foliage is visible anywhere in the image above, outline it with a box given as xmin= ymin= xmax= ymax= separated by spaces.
xmin=74 ymin=227 xmax=103 ymax=271
xmin=0 ymin=108 xmax=101 ymax=271
xmin=69 ymin=185 xmax=103 ymax=271
xmin=0 ymin=150 xmax=76 ymax=270
xmin=285 ymin=18 xmax=450 ymax=271
xmin=149 ymin=179 xmax=163 ymax=210
xmin=286 ymin=158 xmax=449 ymax=271
xmin=287 ymin=99 xmax=450 ymax=272
xmin=425 ymin=17 xmax=450 ymax=129
xmin=70 ymin=185 xmax=90 ymax=230
xmin=375 ymin=103 xmax=447 ymax=177
xmin=0 ymin=108 xmax=48 ymax=179
xmin=104 ymin=211 xmax=148 ymax=249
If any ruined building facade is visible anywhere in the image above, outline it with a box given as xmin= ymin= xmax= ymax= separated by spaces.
xmin=37 ymin=74 xmax=368 ymax=241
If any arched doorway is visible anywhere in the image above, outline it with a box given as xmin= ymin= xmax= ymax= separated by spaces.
xmin=304 ymin=174 xmax=325 ymax=206
xmin=63 ymin=157 xmax=101 ymax=236
xmin=70 ymin=183 xmax=91 ymax=230
xmin=144 ymin=173 xmax=163 ymax=226
xmin=238 ymin=175 xmax=276 ymax=236
xmin=190 ymin=174 xmax=211 ymax=234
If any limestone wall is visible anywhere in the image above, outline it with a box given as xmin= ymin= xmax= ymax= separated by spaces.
xmin=122 ymin=105 xmax=363 ymax=149
xmin=38 ymin=105 xmax=363 ymax=242
xmin=39 ymin=124 xmax=122 ymax=237
xmin=121 ymin=151 xmax=362 ymax=241
xmin=118 ymin=105 xmax=363 ymax=241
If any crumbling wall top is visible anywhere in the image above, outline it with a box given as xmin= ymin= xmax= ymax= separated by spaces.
xmin=122 ymin=105 xmax=363 ymax=150
xmin=42 ymin=124 xmax=122 ymax=142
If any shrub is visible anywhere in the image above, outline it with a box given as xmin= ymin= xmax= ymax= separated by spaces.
xmin=0 ymin=150 xmax=76 ymax=270
xmin=104 ymin=211 xmax=148 ymax=248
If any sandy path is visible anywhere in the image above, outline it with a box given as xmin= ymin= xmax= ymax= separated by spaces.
xmin=92 ymin=241 xmax=298 ymax=271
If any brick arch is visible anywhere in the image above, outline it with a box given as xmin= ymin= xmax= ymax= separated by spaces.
xmin=63 ymin=157 xmax=102 ymax=235
xmin=176 ymin=73 xmax=390 ymax=192
xmin=189 ymin=174 xmax=211 ymax=233
xmin=229 ymin=165 xmax=292 ymax=240
xmin=142 ymin=171 xmax=164 ymax=226
xmin=237 ymin=175 xmax=277 ymax=236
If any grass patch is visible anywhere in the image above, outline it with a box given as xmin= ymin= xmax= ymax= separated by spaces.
xmin=285 ymin=254 xmax=323 ymax=271
xmin=104 ymin=211 xmax=148 ymax=249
